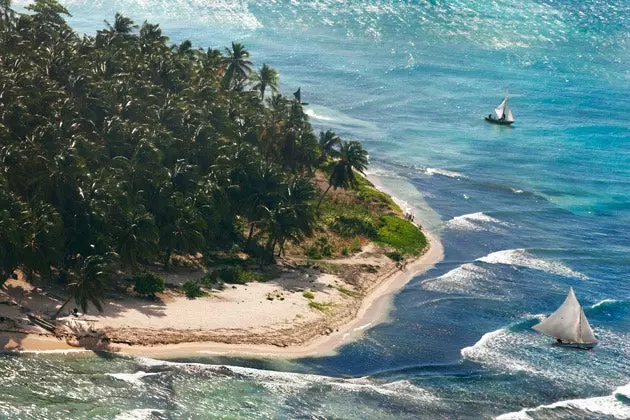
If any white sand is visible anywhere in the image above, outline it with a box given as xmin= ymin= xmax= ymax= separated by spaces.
xmin=0 ymin=177 xmax=444 ymax=358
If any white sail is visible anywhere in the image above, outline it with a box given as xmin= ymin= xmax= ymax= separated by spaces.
xmin=493 ymin=91 xmax=515 ymax=122
xmin=504 ymin=105 xmax=515 ymax=122
xmin=494 ymin=98 xmax=507 ymax=119
xmin=532 ymin=288 xmax=597 ymax=344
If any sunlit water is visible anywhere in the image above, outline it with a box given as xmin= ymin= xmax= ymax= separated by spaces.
xmin=4 ymin=1 xmax=630 ymax=418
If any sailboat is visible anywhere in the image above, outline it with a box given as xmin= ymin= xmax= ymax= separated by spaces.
xmin=293 ymin=87 xmax=309 ymax=106
xmin=485 ymin=91 xmax=515 ymax=126
xmin=532 ymin=287 xmax=597 ymax=350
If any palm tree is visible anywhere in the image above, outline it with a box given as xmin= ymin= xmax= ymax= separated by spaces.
xmin=260 ymin=177 xmax=316 ymax=261
xmin=52 ymin=253 xmax=117 ymax=319
xmin=20 ymin=203 xmax=64 ymax=281
xmin=243 ymin=161 xmax=282 ymax=245
xmin=117 ymin=207 xmax=159 ymax=270
xmin=0 ymin=0 xmax=15 ymax=31
xmin=317 ymin=141 xmax=368 ymax=208
xmin=250 ymin=64 xmax=279 ymax=99
xmin=104 ymin=13 xmax=135 ymax=35
xmin=318 ymin=129 xmax=341 ymax=163
xmin=159 ymin=195 xmax=206 ymax=268
xmin=221 ymin=42 xmax=252 ymax=89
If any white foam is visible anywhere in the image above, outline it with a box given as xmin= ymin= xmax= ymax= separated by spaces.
xmin=615 ymin=383 xmax=630 ymax=399
xmin=591 ymin=299 xmax=620 ymax=309
xmin=6 ymin=349 xmax=91 ymax=355
xmin=425 ymin=167 xmax=467 ymax=179
xmin=108 ymin=371 xmax=159 ymax=386
xmin=354 ymin=322 xmax=373 ymax=331
xmin=304 ymin=108 xmax=335 ymax=121
xmin=115 ymin=408 xmax=166 ymax=420
xmin=461 ymin=327 xmax=538 ymax=374
xmin=135 ymin=358 xmax=437 ymax=403
xmin=497 ymin=383 xmax=630 ymax=419
xmin=476 ymin=249 xmax=589 ymax=280
xmin=446 ymin=212 xmax=508 ymax=232
xmin=57 ymin=0 xmax=264 ymax=29
xmin=421 ymin=263 xmax=503 ymax=298
xmin=462 ymin=323 xmax=630 ymax=391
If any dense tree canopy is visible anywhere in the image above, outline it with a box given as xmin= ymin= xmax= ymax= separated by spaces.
xmin=0 ymin=0 xmax=369 ymax=311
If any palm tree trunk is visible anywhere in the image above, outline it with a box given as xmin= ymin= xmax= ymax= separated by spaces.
xmin=247 ymin=222 xmax=255 ymax=244
xmin=277 ymin=238 xmax=286 ymax=257
xmin=164 ymin=246 xmax=172 ymax=269
xmin=52 ymin=296 xmax=73 ymax=320
xmin=317 ymin=184 xmax=332 ymax=209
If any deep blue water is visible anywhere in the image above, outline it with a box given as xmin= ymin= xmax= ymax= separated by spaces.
xmin=3 ymin=0 xmax=630 ymax=418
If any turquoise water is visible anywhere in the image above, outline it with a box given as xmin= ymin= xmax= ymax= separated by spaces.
xmin=3 ymin=1 xmax=630 ymax=418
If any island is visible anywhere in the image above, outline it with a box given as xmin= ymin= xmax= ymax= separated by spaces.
xmin=0 ymin=1 xmax=443 ymax=357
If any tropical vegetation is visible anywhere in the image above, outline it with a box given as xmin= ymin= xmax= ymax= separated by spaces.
xmin=0 ymin=0 xmax=424 ymax=314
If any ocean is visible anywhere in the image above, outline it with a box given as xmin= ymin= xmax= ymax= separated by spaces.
xmin=3 ymin=0 xmax=629 ymax=418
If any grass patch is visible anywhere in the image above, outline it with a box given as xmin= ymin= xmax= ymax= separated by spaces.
xmin=376 ymin=215 xmax=426 ymax=255
xmin=302 ymin=290 xmax=315 ymax=299
xmin=355 ymin=176 xmax=402 ymax=213
xmin=337 ymin=286 xmax=358 ymax=297
xmin=308 ymin=301 xmax=334 ymax=312
xmin=310 ymin=261 xmax=345 ymax=275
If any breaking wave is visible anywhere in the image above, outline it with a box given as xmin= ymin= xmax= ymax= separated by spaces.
xmin=424 ymin=167 xmax=467 ymax=179
xmin=476 ymin=249 xmax=589 ymax=280
xmin=134 ymin=357 xmax=437 ymax=403
xmin=108 ymin=371 xmax=160 ymax=386
xmin=461 ymin=321 xmax=630 ymax=391
xmin=115 ymin=409 xmax=166 ymax=420
xmin=446 ymin=212 xmax=509 ymax=232
xmin=588 ymin=299 xmax=629 ymax=314
xmin=496 ymin=383 xmax=630 ymax=419
xmin=420 ymin=248 xmax=587 ymax=298
xmin=421 ymin=263 xmax=507 ymax=298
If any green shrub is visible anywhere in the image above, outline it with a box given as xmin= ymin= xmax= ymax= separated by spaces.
xmin=305 ymin=245 xmax=322 ymax=260
xmin=330 ymin=216 xmax=378 ymax=238
xmin=385 ymin=251 xmax=403 ymax=261
xmin=376 ymin=215 xmax=427 ymax=255
xmin=315 ymin=236 xmax=333 ymax=257
xmin=218 ymin=266 xmax=246 ymax=284
xmin=201 ymin=271 xmax=220 ymax=288
xmin=133 ymin=273 xmax=165 ymax=297
xmin=302 ymin=290 xmax=315 ymax=299
xmin=341 ymin=247 xmax=349 ymax=256
xmin=183 ymin=280 xmax=204 ymax=298
xmin=350 ymin=238 xmax=362 ymax=253
xmin=239 ymin=270 xmax=268 ymax=283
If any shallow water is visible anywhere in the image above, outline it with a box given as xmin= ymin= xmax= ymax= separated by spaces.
xmin=4 ymin=0 xmax=630 ymax=418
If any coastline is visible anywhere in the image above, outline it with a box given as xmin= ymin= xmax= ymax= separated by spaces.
xmin=0 ymin=177 xmax=443 ymax=359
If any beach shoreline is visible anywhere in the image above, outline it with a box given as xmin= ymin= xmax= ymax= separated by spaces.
xmin=0 ymin=177 xmax=443 ymax=359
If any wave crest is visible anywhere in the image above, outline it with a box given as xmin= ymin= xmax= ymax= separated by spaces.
xmin=477 ymin=249 xmax=589 ymax=280
xmin=424 ymin=167 xmax=467 ymax=179
xmin=446 ymin=212 xmax=509 ymax=233
xmin=496 ymin=383 xmax=630 ymax=420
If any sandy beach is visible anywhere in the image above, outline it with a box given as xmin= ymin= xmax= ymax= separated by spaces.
xmin=0 ymin=183 xmax=443 ymax=359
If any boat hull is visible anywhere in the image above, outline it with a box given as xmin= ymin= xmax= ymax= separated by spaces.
xmin=485 ymin=117 xmax=514 ymax=126
xmin=553 ymin=342 xmax=597 ymax=350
